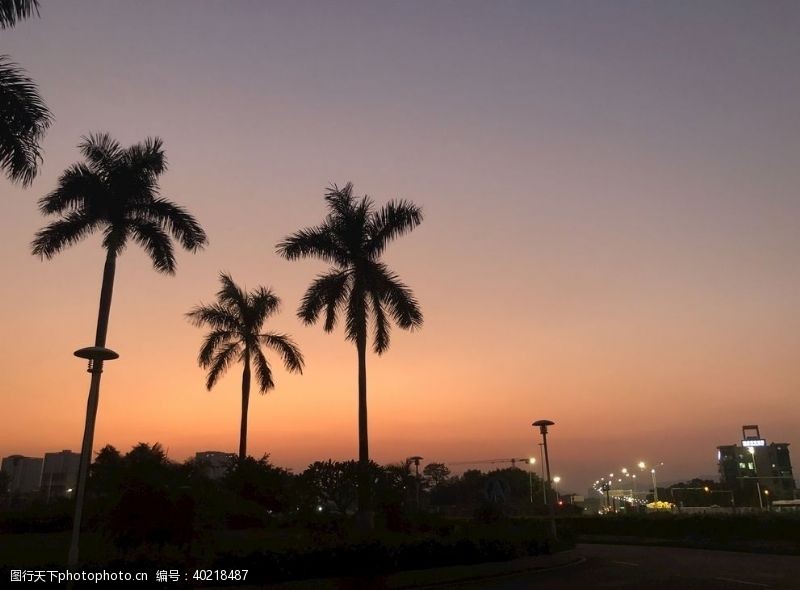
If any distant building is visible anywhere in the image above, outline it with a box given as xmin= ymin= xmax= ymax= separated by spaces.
xmin=717 ymin=425 xmax=795 ymax=504
xmin=195 ymin=451 xmax=236 ymax=479
xmin=41 ymin=450 xmax=80 ymax=500
xmin=1 ymin=455 xmax=43 ymax=495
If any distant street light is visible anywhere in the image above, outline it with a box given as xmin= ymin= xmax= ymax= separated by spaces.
xmin=527 ymin=457 xmax=536 ymax=504
xmin=553 ymin=476 xmax=561 ymax=502
xmin=532 ymin=419 xmax=557 ymax=539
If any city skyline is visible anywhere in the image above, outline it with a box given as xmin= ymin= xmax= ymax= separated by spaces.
xmin=2 ymin=1 xmax=799 ymax=492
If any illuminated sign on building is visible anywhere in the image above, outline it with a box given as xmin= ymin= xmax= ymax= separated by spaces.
xmin=742 ymin=439 xmax=766 ymax=447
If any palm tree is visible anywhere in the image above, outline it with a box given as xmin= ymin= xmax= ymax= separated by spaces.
xmin=1 ymin=0 xmax=51 ymax=186
xmin=32 ymin=133 xmax=207 ymax=565
xmin=187 ymin=273 xmax=304 ymax=461
xmin=277 ymin=183 xmax=423 ymax=529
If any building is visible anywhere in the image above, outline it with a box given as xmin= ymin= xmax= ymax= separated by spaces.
xmin=1 ymin=455 xmax=43 ymax=495
xmin=41 ymin=450 xmax=80 ymax=500
xmin=195 ymin=451 xmax=236 ymax=480
xmin=717 ymin=425 xmax=795 ymax=505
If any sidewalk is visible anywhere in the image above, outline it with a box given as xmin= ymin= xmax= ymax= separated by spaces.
xmin=259 ymin=550 xmax=583 ymax=589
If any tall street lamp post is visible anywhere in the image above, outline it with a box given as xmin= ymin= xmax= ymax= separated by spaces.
xmin=533 ymin=419 xmax=557 ymax=539
xmin=69 ymin=345 xmax=118 ymax=567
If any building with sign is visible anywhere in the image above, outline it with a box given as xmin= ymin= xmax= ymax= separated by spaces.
xmin=717 ymin=425 xmax=795 ymax=505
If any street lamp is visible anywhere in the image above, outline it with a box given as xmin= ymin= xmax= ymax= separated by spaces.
xmin=527 ymin=457 xmax=536 ymax=504
xmin=532 ymin=419 xmax=557 ymax=539
xmin=553 ymin=476 xmax=561 ymax=502
xmin=69 ymin=345 xmax=119 ymax=567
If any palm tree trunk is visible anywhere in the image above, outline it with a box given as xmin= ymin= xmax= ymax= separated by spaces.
xmin=239 ymin=354 xmax=251 ymax=462
xmin=68 ymin=250 xmax=117 ymax=566
xmin=355 ymin=331 xmax=373 ymax=531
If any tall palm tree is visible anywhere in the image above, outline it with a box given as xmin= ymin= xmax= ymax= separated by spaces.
xmin=32 ymin=132 xmax=207 ymax=565
xmin=1 ymin=0 xmax=51 ymax=186
xmin=187 ymin=273 xmax=304 ymax=462
xmin=277 ymin=183 xmax=423 ymax=529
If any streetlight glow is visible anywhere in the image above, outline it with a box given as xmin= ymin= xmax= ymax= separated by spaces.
xmin=638 ymin=461 xmax=646 ymax=469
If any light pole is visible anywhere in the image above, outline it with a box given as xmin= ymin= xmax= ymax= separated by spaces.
xmin=533 ymin=419 xmax=557 ymax=539
xmin=539 ymin=443 xmax=546 ymax=503
xmin=553 ymin=476 xmax=561 ymax=502
xmin=638 ymin=461 xmax=662 ymax=503
xmin=527 ymin=457 xmax=536 ymax=504
xmin=69 ymin=345 xmax=118 ymax=567
xmin=409 ymin=456 xmax=423 ymax=511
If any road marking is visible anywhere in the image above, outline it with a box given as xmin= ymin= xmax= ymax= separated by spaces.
xmin=713 ymin=578 xmax=770 ymax=588
xmin=610 ymin=560 xmax=639 ymax=567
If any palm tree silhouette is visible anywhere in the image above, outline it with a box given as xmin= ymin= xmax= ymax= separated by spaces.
xmin=187 ymin=273 xmax=304 ymax=462
xmin=31 ymin=133 xmax=207 ymax=564
xmin=1 ymin=0 xmax=51 ymax=186
xmin=277 ymin=183 xmax=423 ymax=529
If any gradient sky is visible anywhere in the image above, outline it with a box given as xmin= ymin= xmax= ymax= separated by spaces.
xmin=2 ymin=1 xmax=799 ymax=493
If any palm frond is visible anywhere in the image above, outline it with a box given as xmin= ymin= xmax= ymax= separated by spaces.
xmin=370 ymin=262 xmax=423 ymax=330
xmin=31 ymin=212 xmax=96 ymax=258
xmin=370 ymin=291 xmax=390 ymax=354
xmin=0 ymin=55 xmax=51 ymax=186
xmin=123 ymin=136 xmax=166 ymax=177
xmin=205 ymin=341 xmax=240 ymax=390
xmin=0 ymin=0 xmax=39 ymax=29
xmin=129 ymin=219 xmax=175 ymax=274
xmin=367 ymin=199 xmax=423 ymax=258
xmin=216 ymin=272 xmax=249 ymax=317
xmin=251 ymin=348 xmax=275 ymax=394
xmin=130 ymin=197 xmax=208 ymax=251
xmin=78 ymin=133 xmax=122 ymax=176
xmin=37 ymin=163 xmax=100 ymax=214
xmin=261 ymin=332 xmax=304 ymax=374
xmin=344 ymin=283 xmax=368 ymax=343
xmin=297 ymin=269 xmax=350 ymax=329
xmin=249 ymin=286 xmax=280 ymax=328
xmin=186 ymin=302 xmax=240 ymax=331
xmin=197 ymin=329 xmax=235 ymax=368
xmin=276 ymin=223 xmax=349 ymax=265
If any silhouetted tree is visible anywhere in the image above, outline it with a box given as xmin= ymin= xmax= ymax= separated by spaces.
xmin=302 ymin=460 xmax=359 ymax=515
xmin=423 ymin=463 xmax=451 ymax=487
xmin=187 ymin=273 xmax=304 ymax=461
xmin=222 ymin=455 xmax=295 ymax=513
xmin=0 ymin=0 xmax=51 ymax=186
xmin=32 ymin=133 xmax=207 ymax=563
xmin=277 ymin=183 xmax=423 ymax=529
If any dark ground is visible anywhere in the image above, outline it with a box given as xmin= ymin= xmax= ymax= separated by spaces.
xmin=444 ymin=543 xmax=800 ymax=589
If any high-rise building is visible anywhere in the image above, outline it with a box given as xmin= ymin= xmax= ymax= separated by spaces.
xmin=1 ymin=455 xmax=43 ymax=495
xmin=41 ymin=450 xmax=80 ymax=500
xmin=717 ymin=425 xmax=795 ymax=504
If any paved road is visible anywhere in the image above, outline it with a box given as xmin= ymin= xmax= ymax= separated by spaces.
xmin=443 ymin=544 xmax=800 ymax=589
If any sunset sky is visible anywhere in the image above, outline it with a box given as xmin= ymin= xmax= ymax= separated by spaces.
xmin=2 ymin=1 xmax=799 ymax=493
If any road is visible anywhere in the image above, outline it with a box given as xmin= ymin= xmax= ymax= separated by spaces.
xmin=443 ymin=544 xmax=800 ymax=589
